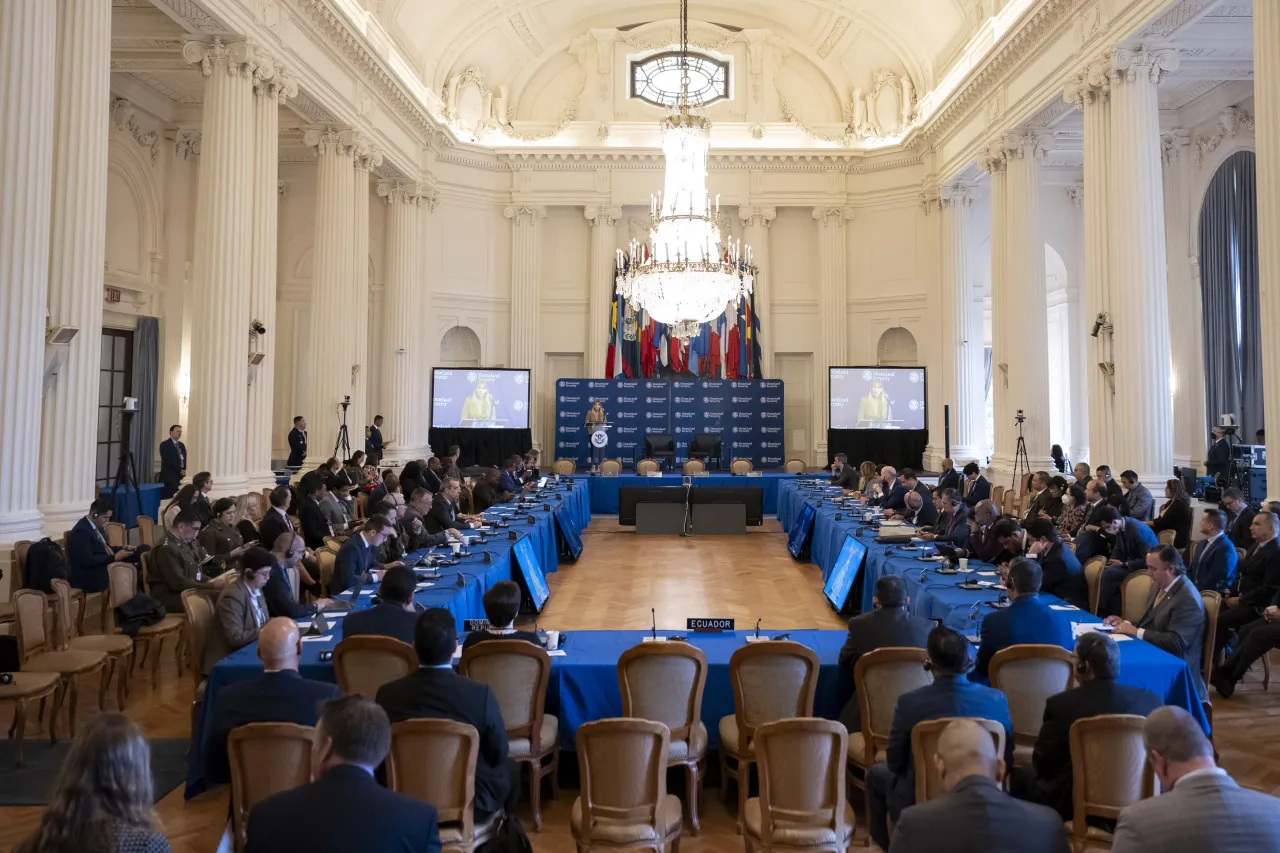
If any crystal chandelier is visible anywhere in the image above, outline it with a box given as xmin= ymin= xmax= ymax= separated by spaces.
xmin=614 ymin=0 xmax=752 ymax=341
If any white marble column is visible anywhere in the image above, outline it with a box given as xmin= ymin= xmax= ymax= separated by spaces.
xmin=348 ymin=144 xmax=379 ymax=450
xmin=37 ymin=0 xmax=111 ymax=531
xmin=244 ymin=64 xmax=294 ymax=490
xmin=0 ymin=1 xmax=56 ymax=550
xmin=302 ymin=128 xmax=357 ymax=466
xmin=1107 ymin=46 xmax=1177 ymax=484
xmin=1066 ymin=61 xmax=1111 ymax=468
xmin=813 ymin=207 xmax=853 ymax=438
xmin=938 ymin=184 xmax=984 ymax=464
xmin=1162 ymin=130 xmax=1206 ymax=474
xmin=740 ymin=206 xmax=776 ymax=378
xmin=378 ymin=181 xmax=428 ymax=461
xmin=1256 ymin=0 xmax=1280 ymax=501
xmin=504 ymin=204 xmax=545 ymax=446
xmin=983 ymin=149 xmax=1010 ymax=473
xmin=585 ymin=205 xmax=621 ymax=378
xmin=158 ymin=130 xmax=200 ymax=447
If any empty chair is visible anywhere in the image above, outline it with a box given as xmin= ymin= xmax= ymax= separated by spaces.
xmin=106 ymin=561 xmax=185 ymax=687
xmin=1083 ymin=556 xmax=1106 ymax=615
xmin=387 ymin=719 xmax=500 ymax=853
xmin=784 ymin=459 xmax=805 ymax=474
xmin=637 ymin=459 xmax=661 ymax=475
xmin=0 ymin=670 xmax=60 ymax=766
xmin=334 ymin=635 xmax=418 ymax=698
xmin=910 ymin=717 xmax=1006 ymax=804
xmin=720 ymin=641 xmax=819 ymax=831
xmin=600 ymin=459 xmax=623 ymax=476
xmin=688 ymin=434 xmax=722 ymax=470
xmin=644 ymin=435 xmax=676 ymax=471
xmin=228 ymin=722 xmax=315 ymax=850
xmin=682 ymin=460 xmax=705 ymax=475
xmin=182 ymin=589 xmax=215 ymax=692
xmin=1121 ymin=573 xmax=1153 ymax=626
xmin=1066 ymin=715 xmax=1154 ymax=851
xmin=316 ymin=547 xmax=337 ymax=595
xmin=50 ymin=579 xmax=133 ymax=712
xmin=572 ymin=718 xmax=682 ymax=853
xmin=553 ymin=459 xmax=576 ymax=476
xmin=137 ymin=514 xmax=157 ymax=547
xmin=460 ymin=640 xmax=559 ymax=831
xmin=730 ymin=459 xmax=753 ymax=475
xmin=990 ymin=485 xmax=1006 ymax=511
xmin=850 ymin=648 xmax=932 ymax=839
xmin=11 ymin=589 xmax=108 ymax=740
xmin=746 ymin=719 xmax=855 ymax=853
xmin=988 ymin=645 xmax=1074 ymax=767
xmin=618 ymin=642 xmax=709 ymax=834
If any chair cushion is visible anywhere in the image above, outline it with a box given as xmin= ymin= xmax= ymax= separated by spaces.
xmin=508 ymin=715 xmax=559 ymax=759
xmin=24 ymin=649 xmax=107 ymax=674
xmin=743 ymin=799 xmax=856 ymax=847
xmin=669 ymin=721 xmax=707 ymax=762
xmin=718 ymin=715 xmax=756 ymax=759
xmin=69 ymin=635 xmax=133 ymax=655
xmin=846 ymin=732 xmax=886 ymax=767
xmin=438 ymin=811 xmax=501 ymax=847
xmin=136 ymin=613 xmax=185 ymax=636
xmin=1064 ymin=821 xmax=1115 ymax=842
xmin=571 ymin=795 xmax=683 ymax=844
xmin=0 ymin=671 xmax=60 ymax=699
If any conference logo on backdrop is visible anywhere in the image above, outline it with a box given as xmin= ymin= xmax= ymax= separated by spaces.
xmin=615 ymin=426 xmax=638 ymax=435
xmin=588 ymin=381 xmax=608 ymax=389
xmin=675 ymin=412 xmax=694 ymax=419
xmin=762 ymin=456 xmax=783 ymax=465
xmin=616 ymin=396 xmax=638 ymax=404
xmin=558 ymin=410 xmax=572 ymax=418
xmin=909 ymin=400 xmax=920 ymax=411
xmin=731 ymin=382 xmax=751 ymax=390
xmin=617 ymin=381 xmax=640 ymax=391
xmin=909 ymin=371 xmax=922 ymax=383
xmin=512 ymin=401 xmax=525 ymax=412
xmin=675 ymin=426 xmax=695 ymax=435
xmin=674 ymin=396 xmax=695 ymax=404
xmin=761 ymin=411 xmax=782 ymax=419
xmin=761 ymin=426 xmax=782 ymax=435
xmin=647 ymin=411 xmax=667 ymax=420
xmin=674 ymin=381 xmax=696 ymax=390
xmin=732 ymin=411 xmax=751 ymax=420
xmin=617 ymin=411 xmax=639 ymax=420
xmin=762 ymin=441 xmax=783 ymax=449
xmin=558 ymin=426 xmax=569 ymax=434
xmin=760 ymin=397 xmax=781 ymax=404
xmin=558 ymin=395 xmax=581 ymax=404
xmin=702 ymin=396 xmax=724 ymax=404
xmin=732 ymin=396 xmax=752 ymax=404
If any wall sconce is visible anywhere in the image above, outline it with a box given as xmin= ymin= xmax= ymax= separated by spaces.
xmin=177 ymin=371 xmax=190 ymax=409
xmin=1098 ymin=361 xmax=1115 ymax=395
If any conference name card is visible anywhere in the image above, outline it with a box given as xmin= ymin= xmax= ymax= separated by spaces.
xmin=687 ymin=618 xmax=734 ymax=632
xmin=463 ymin=619 xmax=492 ymax=632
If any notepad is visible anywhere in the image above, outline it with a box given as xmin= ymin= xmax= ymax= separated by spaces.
xmin=1050 ymin=605 xmax=1080 ymax=611
xmin=547 ymin=650 xmax=567 ymax=657
xmin=976 ymin=571 xmax=998 ymax=577
xmin=302 ymin=635 xmax=332 ymax=642
xmin=1072 ymin=623 xmax=1132 ymax=641
xmin=416 ymin=582 xmax=436 ymax=589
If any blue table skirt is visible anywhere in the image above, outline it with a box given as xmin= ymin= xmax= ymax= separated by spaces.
xmin=587 ymin=473 xmax=794 ymax=515
xmin=776 ymin=480 xmax=1210 ymax=733
xmin=98 ymin=484 xmax=163 ymax=529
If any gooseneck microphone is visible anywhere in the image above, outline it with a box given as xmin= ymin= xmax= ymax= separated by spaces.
xmin=651 ymin=608 xmax=657 ymax=641
xmin=755 ymin=618 xmax=761 ymax=639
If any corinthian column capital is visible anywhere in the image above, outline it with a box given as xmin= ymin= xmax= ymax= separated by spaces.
xmin=353 ymin=142 xmax=383 ymax=173
xmin=584 ymin=205 xmax=622 ymax=226
xmin=303 ymin=126 xmax=363 ymax=158
xmin=811 ymin=206 xmax=854 ymax=225
xmin=1003 ymin=129 xmax=1054 ymax=161
xmin=979 ymin=143 xmax=1007 ymax=174
xmin=505 ymin=204 xmax=547 ymax=225
xmin=939 ymin=183 xmax=974 ymax=209
xmin=1111 ymin=44 xmax=1180 ymax=86
xmin=740 ymin=205 xmax=776 ymax=227
xmin=182 ymin=37 xmax=264 ymax=79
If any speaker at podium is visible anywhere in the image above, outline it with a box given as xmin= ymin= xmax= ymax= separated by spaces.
xmin=587 ymin=422 xmax=611 ymax=472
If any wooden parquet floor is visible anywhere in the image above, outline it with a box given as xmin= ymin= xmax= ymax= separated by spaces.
xmin=2 ymin=518 xmax=1278 ymax=853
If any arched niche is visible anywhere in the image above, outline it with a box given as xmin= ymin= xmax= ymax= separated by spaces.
xmin=105 ymin=138 xmax=160 ymax=288
xmin=440 ymin=325 xmax=482 ymax=367
xmin=877 ymin=326 xmax=918 ymax=366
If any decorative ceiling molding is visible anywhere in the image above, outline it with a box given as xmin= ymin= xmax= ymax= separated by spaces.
xmin=816 ymin=17 xmax=852 ymax=59
xmin=289 ymin=88 xmax=336 ymax=123
xmin=121 ymin=71 xmax=199 ymax=104
xmin=1142 ymin=0 xmax=1225 ymax=38
xmin=149 ymin=0 xmax=225 ymax=33
xmin=508 ymin=13 xmax=543 ymax=55
xmin=110 ymin=97 xmax=162 ymax=165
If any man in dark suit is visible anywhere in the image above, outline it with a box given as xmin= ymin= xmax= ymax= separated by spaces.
xmin=376 ymin=608 xmax=519 ymax=821
xmin=245 ymin=694 xmax=440 ymax=853
xmin=895 ymin=490 xmax=938 ymax=528
xmin=158 ymin=424 xmax=187 ymax=498
xmin=836 ymin=576 xmax=934 ymax=731
xmin=1205 ymin=426 xmax=1231 ymax=483
xmin=961 ymin=462 xmax=990 ymax=508
xmin=962 ymin=501 xmax=1005 ymax=563
xmin=426 ymin=477 xmax=477 ymax=535
xmin=332 ymin=515 xmax=402 ymax=597
xmin=865 ymin=626 xmax=1014 ymax=851
xmin=66 ymin=498 xmax=147 ymax=593
xmin=365 ymin=414 xmax=385 ymax=465
xmin=191 ymin=471 xmax=215 ymax=526
xmin=1025 ymin=518 xmax=1088 ymax=609
xmin=1011 ymin=633 xmax=1161 ymax=818
xmin=422 ymin=457 xmax=444 ymax=494
xmin=287 ymin=415 xmax=308 ymax=468
xmin=342 ymin=566 xmax=421 ymax=645
xmin=1095 ymin=465 xmax=1124 ymax=500
xmin=204 ymin=617 xmax=341 ymax=786
xmin=1224 ymin=487 xmax=1258 ymax=551
xmin=974 ymin=558 xmax=1074 ymax=682
xmin=936 ymin=458 xmax=961 ymax=493
xmin=297 ymin=471 xmax=334 ymax=550
xmin=1022 ymin=472 xmax=1064 ymax=524
xmin=922 ymin=491 xmax=971 ymax=550
xmin=829 ymin=453 xmax=859 ymax=489
xmin=1188 ymin=508 xmax=1238 ymax=594
xmin=258 ymin=485 xmax=296 ymax=556
xmin=263 ymin=532 xmax=331 ymax=619
xmin=869 ymin=466 xmax=909 ymax=511
xmin=891 ymin=719 xmax=1070 ymax=853
xmin=1095 ymin=507 xmax=1160 ymax=618
xmin=1106 ymin=544 xmax=1208 ymax=700
xmin=1213 ymin=510 xmax=1280 ymax=690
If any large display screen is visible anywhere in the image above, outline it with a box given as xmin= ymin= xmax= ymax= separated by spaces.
xmin=431 ymin=368 xmax=530 ymax=429
xmin=829 ymin=366 xmax=927 ymax=430
xmin=512 ymin=536 xmax=550 ymax=611
xmin=823 ymin=535 xmax=867 ymax=610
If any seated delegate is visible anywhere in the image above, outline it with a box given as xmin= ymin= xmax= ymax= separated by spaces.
xmin=341 ymin=566 xmax=422 ymax=645
xmin=461 ymin=580 xmax=542 ymax=650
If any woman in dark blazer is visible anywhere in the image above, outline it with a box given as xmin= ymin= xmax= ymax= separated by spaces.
xmin=1150 ymin=478 xmax=1193 ymax=549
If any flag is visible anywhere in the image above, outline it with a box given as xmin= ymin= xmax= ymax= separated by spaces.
xmin=748 ymin=288 xmax=762 ymax=378
xmin=689 ymin=322 xmax=709 ymax=376
xmin=605 ymin=292 xmax=619 ymax=378
xmin=737 ymin=296 xmax=749 ymax=380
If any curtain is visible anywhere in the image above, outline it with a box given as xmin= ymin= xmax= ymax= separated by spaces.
xmin=1199 ymin=151 xmax=1261 ymax=439
xmin=131 ymin=317 xmax=159 ymax=481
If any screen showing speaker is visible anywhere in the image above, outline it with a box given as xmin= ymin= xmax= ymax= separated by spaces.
xmin=823 ymin=534 xmax=867 ymax=610
xmin=829 ymin=366 xmax=926 ymax=430
xmin=431 ymin=368 xmax=530 ymax=429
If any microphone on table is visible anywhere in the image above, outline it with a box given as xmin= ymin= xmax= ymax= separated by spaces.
xmin=755 ymin=618 xmax=761 ymax=640
xmin=651 ymin=608 xmax=657 ymax=641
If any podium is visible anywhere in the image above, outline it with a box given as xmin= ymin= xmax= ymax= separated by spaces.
xmin=587 ymin=422 xmax=611 ymax=471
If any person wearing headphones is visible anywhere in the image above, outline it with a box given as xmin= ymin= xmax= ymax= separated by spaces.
xmin=1010 ymin=632 xmax=1160 ymax=819
xmin=864 ymin=626 xmax=1014 ymax=851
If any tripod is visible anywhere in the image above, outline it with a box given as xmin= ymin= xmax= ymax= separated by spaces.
xmin=333 ymin=399 xmax=351 ymax=461
xmin=110 ymin=410 xmax=141 ymax=509
xmin=1011 ymin=411 xmax=1031 ymax=493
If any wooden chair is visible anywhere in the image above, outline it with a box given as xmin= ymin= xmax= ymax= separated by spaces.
xmin=355 ymin=491 xmax=368 ymax=521
xmin=637 ymin=459 xmax=661 ymax=475
xmin=333 ymin=635 xmax=418 ymax=698
xmin=323 ymin=536 xmax=344 ymax=551
xmin=49 ymin=579 xmax=133 ymax=712
xmin=228 ymin=722 xmax=315 ymax=851
xmin=460 ymin=640 xmax=559 ymax=831
xmin=1066 ymin=715 xmax=1154 ymax=851
xmin=730 ymin=459 xmax=753 ymax=475
xmin=388 ymin=719 xmax=500 ymax=853
xmin=910 ymin=717 xmax=1006 ymax=804
xmin=106 ymin=561 xmax=185 ymax=688
xmin=1083 ymin=556 xmax=1106 ymax=615
xmin=618 ymin=642 xmax=709 ymax=834
xmin=988 ymin=645 xmax=1074 ymax=767
xmin=181 ymin=589 xmax=215 ymax=694
xmin=990 ymin=485 xmax=1005 ymax=511
xmin=1200 ymin=590 xmax=1221 ymax=718
xmin=1156 ymin=529 xmax=1177 ymax=547
xmin=720 ymin=641 xmax=820 ymax=832
xmin=11 ymin=589 xmax=108 ymax=740
xmin=850 ymin=648 xmax=931 ymax=843
xmin=1121 ymin=573 xmax=1154 ymax=626
xmin=784 ymin=459 xmax=806 ymax=474
xmin=136 ymin=515 xmax=156 ymax=547
xmin=746 ymin=719 xmax=854 ymax=853
xmin=316 ymin=547 xmax=338 ymax=595
xmin=572 ymin=718 xmax=682 ymax=853
xmin=553 ymin=458 xmax=576 ymax=476
xmin=0 ymin=669 xmax=60 ymax=766
xmin=104 ymin=521 xmax=127 ymax=549
xmin=681 ymin=459 xmax=706 ymax=475
xmin=600 ymin=459 xmax=623 ymax=476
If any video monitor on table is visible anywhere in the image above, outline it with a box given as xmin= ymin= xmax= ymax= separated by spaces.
xmin=431 ymin=368 xmax=530 ymax=429
xmin=512 ymin=536 xmax=550 ymax=611
xmin=823 ymin=534 xmax=867 ymax=611
xmin=829 ymin=366 xmax=926 ymax=430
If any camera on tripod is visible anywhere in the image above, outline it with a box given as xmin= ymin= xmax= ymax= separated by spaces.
xmin=340 ymin=395 xmax=351 ymax=408
xmin=1014 ymin=410 xmax=1026 ymax=425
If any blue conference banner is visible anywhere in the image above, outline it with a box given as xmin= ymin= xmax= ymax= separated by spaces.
xmin=554 ymin=379 xmax=785 ymax=469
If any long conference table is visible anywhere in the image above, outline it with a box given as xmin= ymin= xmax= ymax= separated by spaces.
xmin=585 ymin=471 xmax=789 ymax=515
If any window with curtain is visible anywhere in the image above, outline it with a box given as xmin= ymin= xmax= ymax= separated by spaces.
xmin=1199 ymin=151 xmax=1261 ymax=439
xmin=97 ymin=329 xmax=135 ymax=488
